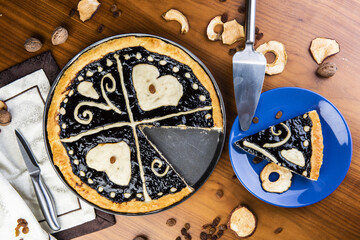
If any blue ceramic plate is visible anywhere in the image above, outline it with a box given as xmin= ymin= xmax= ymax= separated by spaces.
xmin=229 ymin=87 xmax=352 ymax=207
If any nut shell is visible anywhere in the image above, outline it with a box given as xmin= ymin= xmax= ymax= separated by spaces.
xmin=52 ymin=26 xmax=68 ymax=45
xmin=24 ymin=38 xmax=42 ymax=52
xmin=0 ymin=101 xmax=7 ymax=111
xmin=0 ymin=109 xmax=11 ymax=126
xmin=316 ymin=62 xmax=337 ymax=78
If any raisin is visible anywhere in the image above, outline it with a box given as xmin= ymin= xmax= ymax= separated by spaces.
xmin=184 ymin=223 xmax=190 ymax=230
xmin=275 ymin=111 xmax=283 ymax=119
xmin=202 ymin=223 xmax=212 ymax=229
xmin=238 ymin=4 xmax=246 ymax=13
xmin=200 ymin=232 xmax=207 ymax=240
xmin=22 ymin=227 xmax=29 ymax=234
xmin=221 ymin=13 xmax=228 ymax=23
xmin=181 ymin=228 xmax=187 ymax=235
xmin=176 ymin=237 xmax=181 ymax=240
xmin=217 ymin=230 xmax=224 ymax=238
xmin=166 ymin=218 xmax=177 ymax=226
xmin=256 ymin=32 xmax=264 ymax=40
xmin=209 ymin=227 xmax=216 ymax=235
xmin=228 ymin=48 xmax=236 ymax=56
xmin=216 ymin=189 xmax=224 ymax=199
xmin=252 ymin=156 xmax=263 ymax=164
xmin=252 ymin=117 xmax=259 ymax=123
xmin=69 ymin=8 xmax=76 ymax=17
xmin=97 ymin=24 xmax=105 ymax=33
xmin=212 ymin=217 xmax=220 ymax=227
xmin=274 ymin=227 xmax=283 ymax=234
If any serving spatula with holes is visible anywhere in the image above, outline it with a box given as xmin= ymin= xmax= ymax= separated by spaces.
xmin=233 ymin=0 xmax=266 ymax=131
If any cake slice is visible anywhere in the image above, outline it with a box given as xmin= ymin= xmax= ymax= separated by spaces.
xmin=234 ymin=110 xmax=323 ymax=180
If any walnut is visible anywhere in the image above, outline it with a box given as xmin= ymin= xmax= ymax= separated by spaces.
xmin=316 ymin=62 xmax=337 ymax=78
xmin=0 ymin=109 xmax=11 ymax=126
xmin=24 ymin=38 xmax=42 ymax=52
xmin=51 ymin=26 xmax=68 ymax=45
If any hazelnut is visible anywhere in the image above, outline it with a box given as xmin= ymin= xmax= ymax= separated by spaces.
xmin=51 ymin=26 xmax=68 ymax=45
xmin=316 ymin=62 xmax=337 ymax=78
xmin=0 ymin=109 xmax=11 ymax=126
xmin=24 ymin=38 xmax=42 ymax=52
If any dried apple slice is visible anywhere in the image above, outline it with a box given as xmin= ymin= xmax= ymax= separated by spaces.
xmin=256 ymin=41 xmax=287 ymax=75
xmin=206 ymin=16 xmax=224 ymax=41
xmin=222 ymin=19 xmax=245 ymax=45
xmin=310 ymin=38 xmax=340 ymax=64
xmin=162 ymin=9 xmax=189 ymax=34
xmin=228 ymin=205 xmax=257 ymax=238
xmin=260 ymin=162 xmax=293 ymax=193
xmin=77 ymin=0 xmax=101 ymax=22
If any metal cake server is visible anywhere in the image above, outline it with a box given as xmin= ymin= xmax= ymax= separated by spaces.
xmin=233 ymin=0 xmax=266 ymax=131
xmin=15 ymin=129 xmax=61 ymax=231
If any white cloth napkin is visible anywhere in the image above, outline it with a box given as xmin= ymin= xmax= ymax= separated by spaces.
xmin=0 ymin=70 xmax=96 ymax=235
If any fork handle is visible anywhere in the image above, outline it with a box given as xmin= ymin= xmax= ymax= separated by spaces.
xmin=245 ymin=0 xmax=257 ymax=46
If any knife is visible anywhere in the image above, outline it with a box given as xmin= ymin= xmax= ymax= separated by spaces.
xmin=15 ymin=129 xmax=61 ymax=231
xmin=233 ymin=0 xmax=266 ymax=131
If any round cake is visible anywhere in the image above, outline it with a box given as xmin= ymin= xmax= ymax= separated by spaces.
xmin=46 ymin=35 xmax=224 ymax=213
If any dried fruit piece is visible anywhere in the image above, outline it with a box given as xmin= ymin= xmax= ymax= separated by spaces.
xmin=200 ymin=232 xmax=207 ymax=240
xmin=133 ymin=236 xmax=147 ymax=240
xmin=252 ymin=117 xmax=259 ymax=124
xmin=97 ymin=24 xmax=105 ymax=33
xmin=222 ymin=19 xmax=244 ymax=45
xmin=176 ymin=237 xmax=181 ymax=240
xmin=256 ymin=40 xmax=287 ymax=75
xmin=24 ymin=38 xmax=42 ymax=52
xmin=69 ymin=8 xmax=76 ymax=17
xmin=260 ymin=162 xmax=292 ymax=193
xmin=274 ymin=227 xmax=283 ymax=234
xmin=310 ymin=38 xmax=340 ymax=64
xmin=207 ymin=16 xmax=224 ymax=41
xmin=162 ymin=9 xmax=189 ymax=34
xmin=252 ymin=156 xmax=263 ymax=164
xmin=316 ymin=62 xmax=337 ymax=78
xmin=184 ymin=223 xmax=190 ymax=230
xmin=166 ymin=218 xmax=177 ymax=226
xmin=221 ymin=13 xmax=228 ymax=23
xmin=228 ymin=205 xmax=257 ymax=238
xmin=209 ymin=227 xmax=216 ymax=235
xmin=0 ymin=109 xmax=11 ymax=126
xmin=216 ymin=189 xmax=224 ymax=199
xmin=212 ymin=217 xmax=221 ymax=227
xmin=275 ymin=111 xmax=282 ymax=119
xmin=51 ymin=26 xmax=68 ymax=45
xmin=77 ymin=0 xmax=101 ymax=22
xmin=181 ymin=227 xmax=187 ymax=235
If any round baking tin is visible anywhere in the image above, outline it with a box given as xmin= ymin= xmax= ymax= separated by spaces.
xmin=43 ymin=33 xmax=226 ymax=216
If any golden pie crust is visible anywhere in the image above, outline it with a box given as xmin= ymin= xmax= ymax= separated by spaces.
xmin=47 ymin=36 xmax=223 ymax=213
xmin=308 ymin=110 xmax=323 ymax=180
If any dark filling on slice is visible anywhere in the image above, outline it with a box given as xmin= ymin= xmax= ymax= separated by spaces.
xmin=62 ymin=126 xmax=143 ymax=203
xmin=58 ymin=46 xmax=214 ymax=140
xmin=235 ymin=114 xmax=313 ymax=176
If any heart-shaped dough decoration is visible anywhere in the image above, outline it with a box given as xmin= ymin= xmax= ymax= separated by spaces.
xmin=132 ymin=64 xmax=183 ymax=111
xmin=77 ymin=81 xmax=99 ymax=99
xmin=86 ymin=142 xmax=131 ymax=186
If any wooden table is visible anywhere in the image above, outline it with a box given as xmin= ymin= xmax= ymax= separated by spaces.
xmin=1 ymin=0 xmax=359 ymax=239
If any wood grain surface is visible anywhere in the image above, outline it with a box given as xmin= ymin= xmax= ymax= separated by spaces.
xmin=1 ymin=0 xmax=359 ymax=239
